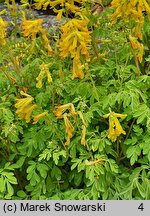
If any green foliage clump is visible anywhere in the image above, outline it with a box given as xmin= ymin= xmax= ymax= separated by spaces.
xmin=0 ymin=0 xmax=150 ymax=200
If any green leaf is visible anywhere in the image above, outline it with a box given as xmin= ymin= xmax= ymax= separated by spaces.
xmin=51 ymin=166 xmax=61 ymax=180
xmin=71 ymin=159 xmax=82 ymax=171
xmin=126 ymin=145 xmax=141 ymax=165
xmin=134 ymin=104 xmax=150 ymax=124
xmin=6 ymin=181 xmax=14 ymax=196
xmin=143 ymin=137 xmax=150 ymax=160
xmin=2 ymin=172 xmax=17 ymax=184
xmin=30 ymin=171 xmax=40 ymax=186
xmin=74 ymin=172 xmax=83 ymax=186
xmin=135 ymin=180 xmax=145 ymax=198
xmin=37 ymin=163 xmax=49 ymax=179
xmin=108 ymin=159 xmax=118 ymax=173
xmin=17 ymin=190 xmax=27 ymax=198
xmin=53 ymin=150 xmax=66 ymax=165
xmin=85 ymin=166 xmax=95 ymax=181
xmin=77 ymin=162 xmax=85 ymax=172
xmin=0 ymin=176 xmax=5 ymax=192
xmin=14 ymin=156 xmax=26 ymax=168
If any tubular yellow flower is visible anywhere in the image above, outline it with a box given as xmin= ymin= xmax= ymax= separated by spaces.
xmin=5 ymin=0 xmax=17 ymax=16
xmin=63 ymin=113 xmax=74 ymax=146
xmin=77 ymin=111 xmax=87 ymax=127
xmin=20 ymin=0 xmax=30 ymax=8
xmin=72 ymin=58 xmax=84 ymax=80
xmin=16 ymin=104 xmax=37 ymax=122
xmin=33 ymin=0 xmax=83 ymax=21
xmin=0 ymin=9 xmax=6 ymax=15
xmin=24 ymin=104 xmax=37 ymax=123
xmin=40 ymin=28 xmax=52 ymax=55
xmin=129 ymin=34 xmax=144 ymax=63
xmin=36 ymin=64 xmax=52 ymax=88
xmin=59 ymin=18 xmax=91 ymax=60
xmin=0 ymin=17 xmax=8 ymax=46
xmin=54 ymin=103 xmax=76 ymax=118
xmin=81 ymin=124 xmax=86 ymax=145
xmin=54 ymin=103 xmax=87 ymax=145
xmin=15 ymin=91 xmax=37 ymax=123
xmin=111 ymin=0 xmax=149 ymax=23
xmin=59 ymin=18 xmax=91 ymax=79
xmin=32 ymin=111 xmax=48 ymax=124
xmin=20 ymin=19 xmax=52 ymax=55
xmin=103 ymin=109 xmax=127 ymax=142
xmin=111 ymin=0 xmax=148 ymax=63
xmin=20 ymin=19 xmax=43 ymax=40
xmin=15 ymin=95 xmax=33 ymax=109
xmin=15 ymin=92 xmax=32 ymax=108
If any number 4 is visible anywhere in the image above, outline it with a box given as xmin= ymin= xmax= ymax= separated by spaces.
xmin=138 ymin=203 xmax=144 ymax=211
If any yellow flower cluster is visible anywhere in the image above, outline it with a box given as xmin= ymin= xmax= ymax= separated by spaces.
xmin=59 ymin=18 xmax=91 ymax=79
xmin=15 ymin=91 xmax=48 ymax=124
xmin=36 ymin=64 xmax=52 ymax=88
xmin=20 ymin=19 xmax=52 ymax=55
xmin=111 ymin=0 xmax=150 ymax=62
xmin=5 ymin=0 xmax=17 ymax=16
xmin=33 ymin=0 xmax=83 ymax=21
xmin=103 ymin=109 xmax=127 ymax=142
xmin=0 ymin=17 xmax=8 ymax=46
xmin=11 ymin=42 xmax=28 ymax=66
xmin=111 ymin=0 xmax=150 ymax=28
xmin=15 ymin=91 xmax=37 ymax=123
xmin=54 ymin=103 xmax=87 ymax=146
xmin=129 ymin=34 xmax=144 ymax=63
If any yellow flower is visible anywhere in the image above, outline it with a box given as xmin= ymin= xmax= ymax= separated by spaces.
xmin=103 ymin=109 xmax=127 ymax=142
xmin=0 ymin=17 xmax=8 ymax=46
xmin=63 ymin=113 xmax=74 ymax=146
xmin=20 ymin=0 xmax=30 ymax=8
xmin=54 ymin=103 xmax=76 ymax=119
xmin=15 ymin=92 xmax=34 ymax=109
xmin=36 ymin=64 xmax=52 ymax=88
xmin=0 ymin=9 xmax=6 ymax=15
xmin=16 ymin=104 xmax=37 ymax=122
xmin=5 ymin=0 xmax=17 ymax=16
xmin=59 ymin=18 xmax=91 ymax=60
xmin=33 ymin=0 xmax=83 ymax=21
xmin=32 ymin=111 xmax=48 ymax=124
xmin=58 ymin=18 xmax=91 ymax=79
xmin=15 ymin=91 xmax=37 ymax=123
xmin=111 ymin=0 xmax=150 ymax=39
xmin=129 ymin=34 xmax=144 ymax=63
xmin=81 ymin=124 xmax=86 ymax=145
xmin=54 ymin=103 xmax=87 ymax=145
xmin=40 ymin=28 xmax=52 ymax=55
xmin=20 ymin=19 xmax=52 ymax=55
xmin=111 ymin=0 xmax=147 ymax=23
xmin=72 ymin=58 xmax=84 ymax=80
xmin=20 ymin=19 xmax=43 ymax=40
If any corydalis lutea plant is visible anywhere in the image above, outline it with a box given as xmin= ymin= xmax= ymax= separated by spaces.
xmin=0 ymin=0 xmax=150 ymax=200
